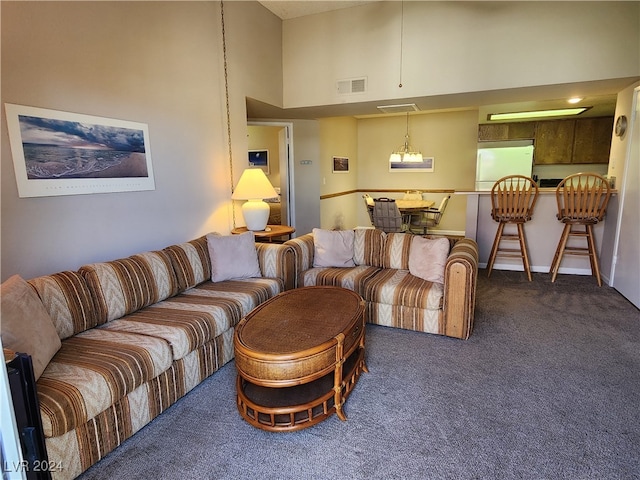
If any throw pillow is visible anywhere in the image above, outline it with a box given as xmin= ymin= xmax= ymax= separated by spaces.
xmin=312 ymin=228 xmax=356 ymax=268
xmin=408 ymin=236 xmax=450 ymax=284
xmin=0 ymin=275 xmax=62 ymax=380
xmin=206 ymin=231 xmax=262 ymax=282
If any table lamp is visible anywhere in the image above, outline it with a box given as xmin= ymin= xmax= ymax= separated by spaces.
xmin=231 ymin=168 xmax=278 ymax=231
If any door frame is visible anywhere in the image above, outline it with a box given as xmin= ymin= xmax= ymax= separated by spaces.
xmin=247 ymin=121 xmax=295 ymax=230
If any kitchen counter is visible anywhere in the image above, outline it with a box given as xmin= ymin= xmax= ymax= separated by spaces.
xmin=457 ymin=190 xmax=618 ymax=281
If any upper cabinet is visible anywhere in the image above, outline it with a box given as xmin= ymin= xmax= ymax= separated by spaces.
xmin=571 ymin=117 xmax=614 ymax=164
xmin=478 ymin=117 xmax=613 ymax=164
xmin=478 ymin=122 xmax=536 ymax=141
xmin=534 ymin=120 xmax=575 ymax=164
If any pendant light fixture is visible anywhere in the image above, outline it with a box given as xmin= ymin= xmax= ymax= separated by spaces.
xmin=389 ymin=113 xmax=423 ymax=163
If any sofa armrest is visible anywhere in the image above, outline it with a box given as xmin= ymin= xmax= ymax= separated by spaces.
xmin=283 ymin=233 xmax=315 ymax=288
xmin=255 ymin=243 xmax=296 ymax=291
xmin=442 ymin=238 xmax=479 ymax=340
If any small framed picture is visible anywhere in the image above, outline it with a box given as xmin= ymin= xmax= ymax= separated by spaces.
xmin=332 ymin=156 xmax=349 ymax=173
xmin=248 ymin=149 xmax=269 ymax=174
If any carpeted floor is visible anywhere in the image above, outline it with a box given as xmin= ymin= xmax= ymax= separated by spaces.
xmin=78 ymin=270 xmax=640 ymax=480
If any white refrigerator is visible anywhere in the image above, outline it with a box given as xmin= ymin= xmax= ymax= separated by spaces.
xmin=475 ymin=141 xmax=534 ymax=191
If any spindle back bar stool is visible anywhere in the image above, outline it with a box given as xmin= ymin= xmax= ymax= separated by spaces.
xmin=549 ymin=173 xmax=611 ymax=286
xmin=487 ymin=175 xmax=539 ymax=281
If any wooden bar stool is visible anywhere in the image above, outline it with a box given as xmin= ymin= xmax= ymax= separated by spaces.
xmin=487 ymin=175 xmax=539 ymax=281
xmin=549 ymin=173 xmax=611 ymax=286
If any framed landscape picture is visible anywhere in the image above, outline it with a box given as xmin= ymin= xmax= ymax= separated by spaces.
xmin=248 ymin=149 xmax=269 ymax=174
xmin=389 ymin=156 xmax=434 ymax=173
xmin=332 ymin=156 xmax=349 ymax=173
xmin=5 ymin=104 xmax=155 ymax=197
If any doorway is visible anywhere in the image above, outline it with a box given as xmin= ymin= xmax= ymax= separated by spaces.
xmin=247 ymin=121 xmax=295 ymax=230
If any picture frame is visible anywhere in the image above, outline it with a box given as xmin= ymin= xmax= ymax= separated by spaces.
xmin=389 ymin=156 xmax=435 ymax=173
xmin=332 ymin=156 xmax=349 ymax=173
xmin=248 ymin=149 xmax=269 ymax=174
xmin=5 ymin=103 xmax=155 ymax=198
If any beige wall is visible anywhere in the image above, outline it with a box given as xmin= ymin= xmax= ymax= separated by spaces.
xmin=1 ymin=1 xmax=282 ymax=281
xmin=352 ymin=110 xmax=478 ymax=232
xmin=283 ymin=1 xmax=640 ymax=109
xmin=319 ymin=117 xmax=359 ymax=229
xmin=316 ymin=110 xmax=477 ymax=233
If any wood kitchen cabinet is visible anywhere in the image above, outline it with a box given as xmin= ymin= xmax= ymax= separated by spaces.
xmin=478 ymin=122 xmax=535 ymax=141
xmin=534 ymin=119 xmax=575 ymax=164
xmin=572 ymin=117 xmax=613 ymax=164
xmin=479 ymin=117 xmax=613 ymax=165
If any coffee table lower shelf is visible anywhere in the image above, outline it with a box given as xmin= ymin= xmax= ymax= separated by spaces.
xmin=236 ymin=347 xmax=366 ymax=432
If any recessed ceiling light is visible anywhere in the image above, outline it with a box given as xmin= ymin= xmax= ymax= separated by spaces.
xmin=568 ymin=97 xmax=583 ymax=104
xmin=488 ymin=107 xmax=590 ymax=121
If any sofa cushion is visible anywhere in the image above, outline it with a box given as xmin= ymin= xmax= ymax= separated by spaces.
xmin=100 ymin=277 xmax=282 ymax=361
xmin=1 ymin=275 xmax=62 ymax=380
xmin=80 ymin=250 xmax=179 ymax=323
xmin=164 ymin=236 xmax=211 ymax=292
xmin=353 ymin=228 xmax=386 ymax=267
xmin=366 ymin=302 xmax=442 ymax=335
xmin=363 ymin=268 xmax=444 ymax=310
xmin=408 ymin=236 xmax=450 ymax=284
xmin=29 ymin=270 xmax=100 ymax=339
xmin=382 ymin=233 xmax=414 ymax=270
xmin=312 ymin=228 xmax=356 ymax=267
xmin=37 ymin=328 xmax=173 ymax=438
xmin=301 ymin=265 xmax=380 ymax=297
xmin=207 ymin=232 xmax=262 ymax=282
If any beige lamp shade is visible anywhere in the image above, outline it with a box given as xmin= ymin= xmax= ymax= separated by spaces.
xmin=231 ymin=168 xmax=278 ymax=231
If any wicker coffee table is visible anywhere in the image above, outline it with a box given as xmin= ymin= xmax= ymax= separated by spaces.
xmin=234 ymin=286 xmax=367 ymax=432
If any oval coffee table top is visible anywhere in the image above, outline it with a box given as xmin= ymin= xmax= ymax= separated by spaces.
xmin=236 ymin=286 xmax=363 ymax=355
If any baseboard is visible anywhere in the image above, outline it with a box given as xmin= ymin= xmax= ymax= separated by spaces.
xmin=479 ymin=262 xmax=593 ymax=276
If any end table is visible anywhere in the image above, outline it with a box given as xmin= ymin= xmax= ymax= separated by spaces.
xmin=231 ymin=225 xmax=295 ymax=242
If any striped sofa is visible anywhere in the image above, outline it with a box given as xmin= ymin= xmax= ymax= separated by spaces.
xmin=284 ymin=229 xmax=478 ymax=340
xmin=22 ymin=235 xmax=294 ymax=480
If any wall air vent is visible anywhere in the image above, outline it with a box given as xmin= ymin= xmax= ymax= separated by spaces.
xmin=337 ymin=77 xmax=367 ymax=95
xmin=376 ymin=103 xmax=420 ymax=114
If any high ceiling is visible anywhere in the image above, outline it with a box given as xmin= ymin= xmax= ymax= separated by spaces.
xmin=252 ymin=1 xmax=631 ymax=121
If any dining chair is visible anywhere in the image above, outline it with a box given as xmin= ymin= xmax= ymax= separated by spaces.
xmin=372 ymin=198 xmax=410 ymax=233
xmin=402 ymin=191 xmax=423 ymax=201
xmin=487 ymin=175 xmax=539 ymax=281
xmin=362 ymin=193 xmax=375 ymax=225
xmin=409 ymin=194 xmax=451 ymax=235
xmin=549 ymin=173 xmax=611 ymax=286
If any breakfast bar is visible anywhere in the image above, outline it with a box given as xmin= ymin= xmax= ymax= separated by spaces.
xmin=459 ymin=189 xmax=618 ymax=282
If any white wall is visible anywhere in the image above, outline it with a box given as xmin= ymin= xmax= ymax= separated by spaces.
xmin=606 ymin=82 xmax=640 ymax=305
xmin=290 ymin=119 xmax=321 ymax=236
xmin=1 ymin=1 xmax=282 ymax=281
xmin=283 ymin=1 xmax=640 ymax=109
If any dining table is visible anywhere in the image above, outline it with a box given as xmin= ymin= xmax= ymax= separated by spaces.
xmin=394 ymin=199 xmax=435 ymax=212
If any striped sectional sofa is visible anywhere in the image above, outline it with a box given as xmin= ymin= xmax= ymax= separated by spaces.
xmin=284 ymin=229 xmax=478 ymax=340
xmin=22 ymin=235 xmax=293 ymax=480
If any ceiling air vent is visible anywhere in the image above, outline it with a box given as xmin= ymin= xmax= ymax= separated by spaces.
xmin=376 ymin=103 xmax=420 ymax=114
xmin=337 ymin=77 xmax=367 ymax=95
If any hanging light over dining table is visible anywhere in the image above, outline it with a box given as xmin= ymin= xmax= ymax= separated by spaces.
xmin=389 ymin=112 xmax=423 ymax=163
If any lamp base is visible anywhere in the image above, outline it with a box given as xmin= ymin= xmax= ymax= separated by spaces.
xmin=241 ymin=199 xmax=270 ymax=231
